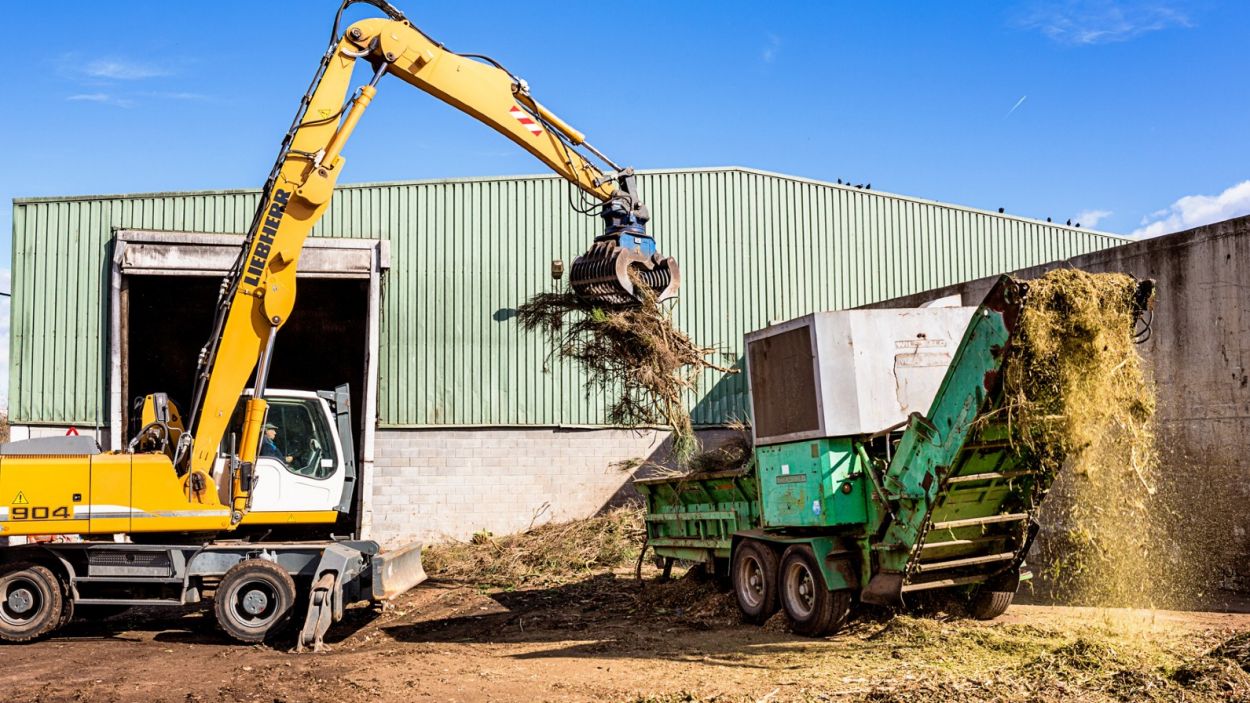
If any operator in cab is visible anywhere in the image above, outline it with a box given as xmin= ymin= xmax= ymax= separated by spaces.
xmin=260 ymin=423 xmax=294 ymax=464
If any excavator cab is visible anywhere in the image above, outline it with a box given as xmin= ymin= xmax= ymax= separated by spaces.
xmin=213 ymin=386 xmax=356 ymax=525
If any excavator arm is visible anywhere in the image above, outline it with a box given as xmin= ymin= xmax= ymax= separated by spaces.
xmin=178 ymin=1 xmax=680 ymax=518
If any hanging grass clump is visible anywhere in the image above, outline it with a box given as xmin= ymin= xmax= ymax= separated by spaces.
xmin=517 ymin=275 xmax=735 ymax=462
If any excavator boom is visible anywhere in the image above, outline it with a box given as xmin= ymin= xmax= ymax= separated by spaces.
xmin=182 ymin=0 xmax=680 ymax=511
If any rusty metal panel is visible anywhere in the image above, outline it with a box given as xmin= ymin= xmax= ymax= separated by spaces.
xmin=747 ymin=325 xmax=820 ymax=441
xmin=9 ymin=168 xmax=1124 ymax=428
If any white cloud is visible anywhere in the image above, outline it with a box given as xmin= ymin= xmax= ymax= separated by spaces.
xmin=1073 ymin=208 xmax=1113 ymax=228
xmin=761 ymin=33 xmax=781 ymax=63
xmin=66 ymin=93 xmax=134 ymax=108
xmin=1131 ymin=180 xmax=1250 ymax=238
xmin=84 ymin=58 xmax=170 ymax=81
xmin=1018 ymin=1 xmax=1191 ymax=45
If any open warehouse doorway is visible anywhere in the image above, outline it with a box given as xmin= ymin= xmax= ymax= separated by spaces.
xmin=108 ymin=230 xmax=389 ymax=536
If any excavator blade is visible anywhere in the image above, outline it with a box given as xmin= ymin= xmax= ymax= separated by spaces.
xmin=569 ymin=241 xmax=682 ymax=307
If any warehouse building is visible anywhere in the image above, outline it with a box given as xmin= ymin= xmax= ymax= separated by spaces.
xmin=8 ymin=167 xmax=1122 ymax=546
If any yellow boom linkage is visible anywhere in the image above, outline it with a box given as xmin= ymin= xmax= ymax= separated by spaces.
xmin=0 ymin=0 xmax=679 ymax=539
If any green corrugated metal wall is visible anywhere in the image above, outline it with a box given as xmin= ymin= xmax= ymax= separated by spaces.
xmin=9 ymin=167 xmax=1124 ymax=427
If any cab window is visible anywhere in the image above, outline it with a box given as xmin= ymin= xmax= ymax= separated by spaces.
xmin=220 ymin=398 xmax=338 ymax=480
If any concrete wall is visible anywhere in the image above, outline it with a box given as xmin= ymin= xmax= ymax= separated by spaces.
xmin=870 ymin=214 xmax=1250 ymax=590
xmin=8 ymin=424 xmax=108 ymax=445
xmin=368 ymin=427 xmax=732 ymax=548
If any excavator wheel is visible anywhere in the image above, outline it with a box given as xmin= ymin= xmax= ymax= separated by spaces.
xmin=214 ymin=559 xmax=297 ymax=644
xmin=0 ymin=562 xmax=65 ymax=643
xmin=569 ymin=241 xmax=680 ymax=307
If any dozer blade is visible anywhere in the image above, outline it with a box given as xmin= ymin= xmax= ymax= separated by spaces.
xmin=370 ymin=541 xmax=427 ymax=601
xmin=569 ymin=241 xmax=681 ymax=307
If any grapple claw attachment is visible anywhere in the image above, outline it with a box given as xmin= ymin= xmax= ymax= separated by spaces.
xmin=569 ymin=240 xmax=681 ymax=307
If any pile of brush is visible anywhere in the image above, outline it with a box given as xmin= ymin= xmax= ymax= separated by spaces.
xmin=422 ymin=506 xmax=645 ymax=589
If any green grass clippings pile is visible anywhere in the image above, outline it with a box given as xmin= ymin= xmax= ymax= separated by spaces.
xmin=518 ymin=277 xmax=735 ymax=462
xmin=1005 ymin=268 xmax=1189 ymax=609
xmin=423 ymin=506 xmax=644 ymax=589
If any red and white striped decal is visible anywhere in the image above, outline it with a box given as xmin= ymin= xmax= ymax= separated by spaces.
xmin=509 ymin=105 xmax=543 ymax=136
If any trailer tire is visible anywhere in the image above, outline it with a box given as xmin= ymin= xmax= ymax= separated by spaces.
xmin=214 ymin=559 xmax=297 ymax=644
xmin=0 ymin=563 xmax=65 ymax=643
xmin=779 ymin=546 xmax=851 ymax=637
xmin=732 ymin=540 xmax=779 ymax=624
xmin=968 ymin=588 xmax=1013 ymax=620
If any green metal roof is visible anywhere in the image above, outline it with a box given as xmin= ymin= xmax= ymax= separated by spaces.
xmin=10 ymin=167 xmax=1123 ymax=427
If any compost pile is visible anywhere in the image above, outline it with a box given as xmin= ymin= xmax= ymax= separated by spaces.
xmin=1004 ymin=268 xmax=1188 ymax=608
xmin=518 ymin=275 xmax=734 ymax=461
xmin=422 ymin=506 xmax=644 ymax=589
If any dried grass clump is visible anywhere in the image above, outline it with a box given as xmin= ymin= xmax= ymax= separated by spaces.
xmin=423 ymin=506 xmax=645 ymax=589
xmin=639 ymin=419 xmax=754 ymax=481
xmin=518 ymin=276 xmax=735 ymax=461
xmin=1005 ymin=268 xmax=1188 ymax=608
xmin=684 ymin=420 xmax=753 ymax=475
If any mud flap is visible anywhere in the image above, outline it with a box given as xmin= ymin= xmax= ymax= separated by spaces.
xmin=861 ymin=571 xmax=904 ymax=606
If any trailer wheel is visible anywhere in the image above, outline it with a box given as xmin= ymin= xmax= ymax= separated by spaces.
xmin=779 ymin=546 xmax=851 ymax=637
xmin=732 ymin=540 xmax=779 ymax=624
xmin=214 ymin=559 xmax=297 ymax=644
xmin=968 ymin=588 xmax=1014 ymax=620
xmin=0 ymin=563 xmax=65 ymax=643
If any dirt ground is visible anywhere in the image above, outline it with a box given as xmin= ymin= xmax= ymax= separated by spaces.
xmin=5 ymin=568 xmax=1250 ymax=703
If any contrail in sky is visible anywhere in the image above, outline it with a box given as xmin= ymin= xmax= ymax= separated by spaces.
xmin=1006 ymin=95 xmax=1028 ymax=117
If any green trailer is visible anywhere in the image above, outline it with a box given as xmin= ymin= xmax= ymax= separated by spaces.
xmin=636 ymin=275 xmax=1149 ymax=636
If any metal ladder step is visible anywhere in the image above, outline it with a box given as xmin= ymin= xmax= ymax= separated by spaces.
xmin=914 ymin=551 xmax=1016 ymax=573
xmin=902 ymin=574 xmax=989 ymax=593
xmin=930 ymin=512 xmax=1029 ymax=531
xmin=919 ymin=536 xmax=1006 ymax=551
xmin=946 ymin=470 xmax=1036 ymax=485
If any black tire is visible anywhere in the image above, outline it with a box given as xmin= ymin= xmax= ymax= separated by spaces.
xmin=968 ymin=588 xmax=1014 ymax=620
xmin=778 ymin=546 xmax=852 ymax=637
xmin=0 ymin=563 xmax=65 ymax=643
xmin=732 ymin=540 xmax=780 ymax=624
xmin=214 ymin=559 xmax=297 ymax=644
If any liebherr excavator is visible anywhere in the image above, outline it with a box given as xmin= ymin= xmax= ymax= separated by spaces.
xmin=0 ymin=0 xmax=679 ymax=646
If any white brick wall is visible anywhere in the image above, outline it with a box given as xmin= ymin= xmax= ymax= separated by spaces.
xmin=368 ymin=427 xmax=731 ymax=548
xmin=9 ymin=424 xmax=108 ymax=445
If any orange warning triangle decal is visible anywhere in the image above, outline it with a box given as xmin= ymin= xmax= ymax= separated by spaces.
xmin=12 ymin=491 xmax=28 ymax=505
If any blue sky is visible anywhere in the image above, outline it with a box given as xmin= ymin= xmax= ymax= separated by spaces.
xmin=0 ymin=0 xmax=1247 ymax=406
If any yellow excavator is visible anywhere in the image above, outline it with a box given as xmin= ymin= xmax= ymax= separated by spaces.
xmin=0 ymin=0 xmax=679 ymax=647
